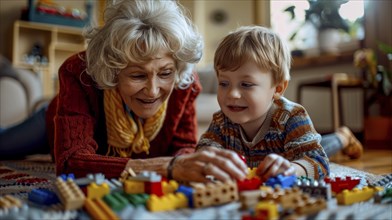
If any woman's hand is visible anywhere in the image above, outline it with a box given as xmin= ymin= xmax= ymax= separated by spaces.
xmin=171 ymin=147 xmax=248 ymax=183
xmin=256 ymin=153 xmax=296 ymax=181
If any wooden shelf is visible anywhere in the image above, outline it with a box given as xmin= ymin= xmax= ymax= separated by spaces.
xmin=12 ymin=20 xmax=86 ymax=98
xmin=292 ymin=50 xmax=355 ymax=70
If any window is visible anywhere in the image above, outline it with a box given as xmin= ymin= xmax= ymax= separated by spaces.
xmin=270 ymin=0 xmax=364 ymax=53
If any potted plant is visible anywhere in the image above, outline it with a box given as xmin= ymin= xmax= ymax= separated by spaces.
xmin=285 ymin=0 xmax=350 ymax=53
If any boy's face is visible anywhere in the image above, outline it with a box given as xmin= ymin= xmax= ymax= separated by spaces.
xmin=217 ymin=61 xmax=276 ymax=132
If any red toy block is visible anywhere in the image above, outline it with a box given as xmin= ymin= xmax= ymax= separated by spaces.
xmin=145 ymin=181 xmax=163 ymax=197
xmin=324 ymin=176 xmax=360 ymax=194
xmin=237 ymin=177 xmax=262 ymax=192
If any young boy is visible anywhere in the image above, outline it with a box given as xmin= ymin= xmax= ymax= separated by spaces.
xmin=196 ymin=26 xmax=329 ymax=181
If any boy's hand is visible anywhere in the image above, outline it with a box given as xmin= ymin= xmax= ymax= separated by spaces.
xmin=256 ymin=153 xmax=295 ymax=181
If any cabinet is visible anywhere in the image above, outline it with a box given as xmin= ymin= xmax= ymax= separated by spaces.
xmin=12 ymin=20 xmax=86 ymax=98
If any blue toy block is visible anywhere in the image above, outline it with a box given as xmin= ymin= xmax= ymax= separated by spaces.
xmin=265 ymin=174 xmax=296 ymax=189
xmin=60 ymin=173 xmax=75 ymax=181
xmin=177 ymin=185 xmax=194 ymax=207
xmin=28 ymin=189 xmax=60 ymax=206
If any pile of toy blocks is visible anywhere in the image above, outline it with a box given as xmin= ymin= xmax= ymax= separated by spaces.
xmin=0 ymin=167 xmax=390 ymax=219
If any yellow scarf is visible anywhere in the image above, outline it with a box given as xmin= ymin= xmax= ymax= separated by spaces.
xmin=103 ymin=89 xmax=167 ymax=157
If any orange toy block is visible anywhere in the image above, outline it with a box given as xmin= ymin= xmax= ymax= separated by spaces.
xmin=147 ymin=193 xmax=187 ymax=212
xmin=84 ymin=198 xmax=119 ymax=220
xmin=87 ymin=182 xmax=110 ymax=199
xmin=0 ymin=195 xmax=22 ymax=209
xmin=55 ymin=177 xmax=85 ymax=210
xmin=192 ymin=180 xmax=238 ymax=208
xmin=123 ymin=180 xmax=145 ymax=194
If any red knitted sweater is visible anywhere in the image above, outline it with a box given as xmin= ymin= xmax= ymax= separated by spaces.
xmin=45 ymin=52 xmax=201 ymax=178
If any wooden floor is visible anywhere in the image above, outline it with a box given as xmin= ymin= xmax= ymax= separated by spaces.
xmin=330 ymin=148 xmax=392 ymax=175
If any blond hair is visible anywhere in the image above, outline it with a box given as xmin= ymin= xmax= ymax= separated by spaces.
xmin=84 ymin=0 xmax=203 ymax=89
xmin=214 ymin=26 xmax=291 ymax=86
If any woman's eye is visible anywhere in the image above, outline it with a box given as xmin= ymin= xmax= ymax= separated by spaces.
xmin=129 ymin=74 xmax=146 ymax=79
xmin=159 ymin=71 xmax=174 ymax=78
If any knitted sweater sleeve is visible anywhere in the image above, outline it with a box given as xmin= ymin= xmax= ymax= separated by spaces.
xmin=279 ymin=106 xmax=330 ymax=180
xmin=53 ymin=54 xmax=128 ymax=178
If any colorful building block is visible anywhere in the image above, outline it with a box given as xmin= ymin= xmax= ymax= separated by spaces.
xmin=324 ymin=176 xmax=361 ymax=194
xmin=28 ymin=189 xmax=60 ymax=206
xmin=176 ymin=185 xmax=194 ymax=208
xmin=147 ymin=193 xmax=187 ymax=212
xmin=0 ymin=195 xmax=22 ymax=209
xmin=87 ymin=182 xmax=111 ymax=199
xmin=247 ymin=167 xmax=258 ymax=179
xmin=162 ymin=180 xmax=179 ymax=195
xmin=84 ymin=198 xmax=119 ymax=220
xmin=54 ymin=177 xmax=85 ymax=210
xmin=105 ymin=178 xmax=123 ymax=192
xmin=237 ymin=177 xmax=262 ymax=192
xmin=336 ymin=186 xmax=383 ymax=205
xmin=192 ymin=181 xmax=238 ymax=208
xmin=127 ymin=171 xmax=161 ymax=182
xmin=239 ymin=187 xmax=274 ymax=210
xmin=103 ymin=192 xmax=129 ymax=211
xmin=295 ymin=178 xmax=332 ymax=200
xmin=123 ymin=180 xmax=145 ymax=194
xmin=265 ymin=174 xmax=296 ymax=189
xmin=60 ymin=173 xmax=75 ymax=181
xmin=121 ymin=193 xmax=150 ymax=207
xmin=145 ymin=181 xmax=163 ymax=196
xmin=255 ymin=201 xmax=278 ymax=220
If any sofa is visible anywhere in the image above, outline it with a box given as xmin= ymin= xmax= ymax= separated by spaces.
xmin=0 ymin=55 xmax=44 ymax=128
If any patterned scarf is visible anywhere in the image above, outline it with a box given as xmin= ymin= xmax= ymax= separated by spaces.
xmin=103 ymin=89 xmax=167 ymax=157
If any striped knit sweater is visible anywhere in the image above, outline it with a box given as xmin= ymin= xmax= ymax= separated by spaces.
xmin=196 ymin=97 xmax=329 ymax=180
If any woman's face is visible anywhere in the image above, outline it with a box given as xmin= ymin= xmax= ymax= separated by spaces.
xmin=117 ymin=52 xmax=176 ymax=119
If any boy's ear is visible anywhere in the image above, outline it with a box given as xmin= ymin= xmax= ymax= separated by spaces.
xmin=273 ymin=80 xmax=288 ymax=99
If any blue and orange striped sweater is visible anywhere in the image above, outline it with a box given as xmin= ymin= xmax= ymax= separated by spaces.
xmin=196 ymin=97 xmax=329 ymax=180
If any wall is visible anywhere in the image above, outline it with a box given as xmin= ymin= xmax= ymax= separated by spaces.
xmin=180 ymin=0 xmax=258 ymax=67
xmin=0 ymin=0 xmax=26 ymax=59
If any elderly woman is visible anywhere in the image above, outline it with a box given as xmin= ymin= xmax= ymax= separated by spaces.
xmin=43 ymin=0 xmax=247 ymax=182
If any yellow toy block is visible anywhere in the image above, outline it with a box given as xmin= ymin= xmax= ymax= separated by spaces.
xmin=336 ymin=186 xmax=381 ymax=205
xmin=123 ymin=180 xmax=145 ymax=194
xmin=255 ymin=201 xmax=278 ymax=220
xmin=162 ymin=180 xmax=179 ymax=195
xmin=55 ymin=177 xmax=86 ymax=210
xmin=84 ymin=198 xmax=119 ymax=220
xmin=247 ymin=167 xmax=258 ymax=179
xmin=0 ymin=195 xmax=22 ymax=209
xmin=87 ymin=182 xmax=110 ymax=199
xmin=147 ymin=192 xmax=187 ymax=212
